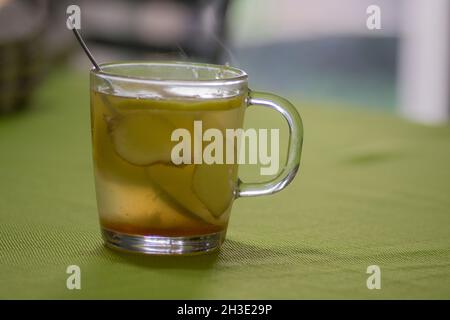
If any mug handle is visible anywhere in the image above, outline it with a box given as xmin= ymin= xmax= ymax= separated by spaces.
xmin=236 ymin=90 xmax=304 ymax=198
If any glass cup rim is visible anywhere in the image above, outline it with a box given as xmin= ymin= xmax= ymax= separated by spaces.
xmin=91 ymin=60 xmax=248 ymax=87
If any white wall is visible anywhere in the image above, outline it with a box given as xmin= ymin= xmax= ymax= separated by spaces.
xmin=229 ymin=0 xmax=402 ymax=46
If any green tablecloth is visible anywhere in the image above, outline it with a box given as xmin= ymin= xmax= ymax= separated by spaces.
xmin=1 ymin=69 xmax=449 ymax=299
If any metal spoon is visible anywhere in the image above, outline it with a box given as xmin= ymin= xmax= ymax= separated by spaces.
xmin=68 ymin=16 xmax=123 ymax=117
xmin=68 ymin=16 xmax=101 ymax=71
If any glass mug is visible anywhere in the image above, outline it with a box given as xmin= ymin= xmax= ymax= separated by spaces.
xmin=90 ymin=61 xmax=303 ymax=255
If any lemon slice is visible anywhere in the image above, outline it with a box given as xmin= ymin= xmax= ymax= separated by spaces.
xmin=192 ymin=164 xmax=235 ymax=217
xmin=146 ymin=163 xmax=224 ymax=225
xmin=108 ymin=112 xmax=175 ymax=166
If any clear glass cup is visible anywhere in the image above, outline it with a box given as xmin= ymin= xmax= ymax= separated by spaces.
xmin=90 ymin=61 xmax=303 ymax=255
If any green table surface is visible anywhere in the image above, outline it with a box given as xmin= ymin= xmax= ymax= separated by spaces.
xmin=1 ymin=68 xmax=450 ymax=299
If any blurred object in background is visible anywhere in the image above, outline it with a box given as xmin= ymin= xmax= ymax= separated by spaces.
xmin=228 ymin=0 xmax=450 ymax=124
xmin=0 ymin=0 xmax=47 ymax=113
xmin=228 ymin=0 xmax=401 ymax=111
xmin=82 ymin=0 xmax=230 ymax=63
xmin=398 ymin=0 xmax=450 ymax=125
xmin=1 ymin=0 xmax=448 ymax=124
xmin=0 ymin=0 xmax=232 ymax=113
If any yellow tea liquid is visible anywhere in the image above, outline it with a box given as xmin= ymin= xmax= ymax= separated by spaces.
xmin=91 ymin=91 xmax=245 ymax=237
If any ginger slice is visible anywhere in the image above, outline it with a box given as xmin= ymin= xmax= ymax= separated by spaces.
xmin=108 ymin=112 xmax=175 ymax=166
xmin=95 ymin=174 xmax=199 ymax=231
xmin=192 ymin=164 xmax=234 ymax=218
xmin=146 ymin=163 xmax=225 ymax=225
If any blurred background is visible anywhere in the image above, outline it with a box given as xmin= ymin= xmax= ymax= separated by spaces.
xmin=0 ymin=0 xmax=449 ymax=123
xmin=2 ymin=0 xmax=450 ymax=300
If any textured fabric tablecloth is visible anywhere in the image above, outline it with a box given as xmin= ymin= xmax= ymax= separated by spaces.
xmin=1 ymin=69 xmax=449 ymax=299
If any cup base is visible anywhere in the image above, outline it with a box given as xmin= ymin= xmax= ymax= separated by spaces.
xmin=101 ymin=228 xmax=225 ymax=255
